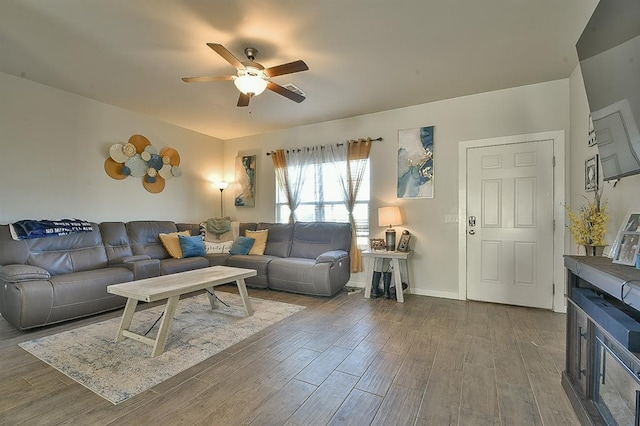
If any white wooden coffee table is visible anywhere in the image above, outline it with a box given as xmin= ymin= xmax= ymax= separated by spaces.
xmin=107 ymin=266 xmax=256 ymax=357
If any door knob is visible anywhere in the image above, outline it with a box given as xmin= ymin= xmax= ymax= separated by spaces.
xmin=469 ymin=230 xmax=475 ymax=235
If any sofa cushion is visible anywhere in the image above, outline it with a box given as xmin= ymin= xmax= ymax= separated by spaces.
xmin=204 ymin=240 xmax=233 ymax=254
xmin=99 ymin=222 xmax=133 ymax=263
xmin=159 ymin=257 xmax=209 ymax=275
xmin=246 ymin=230 xmax=268 ymax=255
xmin=290 ymin=222 xmax=352 ymax=259
xmin=230 ymin=237 xmax=255 ymax=255
xmin=127 ymin=221 xmax=178 ymax=259
xmin=0 ymin=264 xmax=51 ymax=282
xmin=25 ymin=223 xmax=109 ymax=276
xmin=257 ymin=223 xmax=293 ymax=258
xmin=179 ymin=235 xmax=206 ymax=257
xmin=159 ymin=231 xmax=190 ymax=258
xmin=49 ymin=267 xmax=133 ymax=308
xmin=225 ymin=254 xmax=275 ymax=289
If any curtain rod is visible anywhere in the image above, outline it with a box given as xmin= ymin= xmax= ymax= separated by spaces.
xmin=266 ymin=137 xmax=383 ymax=155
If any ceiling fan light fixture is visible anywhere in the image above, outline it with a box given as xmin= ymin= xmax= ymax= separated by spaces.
xmin=234 ymin=70 xmax=267 ymax=96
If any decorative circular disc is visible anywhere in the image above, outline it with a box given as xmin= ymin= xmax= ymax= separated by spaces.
xmin=125 ymin=154 xmax=148 ymax=177
xmin=123 ymin=143 xmax=136 ymax=157
xmin=171 ymin=165 xmax=182 ymax=177
xmin=104 ymin=158 xmax=127 ymax=180
xmin=160 ymin=147 xmax=180 ymax=166
xmin=128 ymin=134 xmax=151 ymax=154
xmin=144 ymin=145 xmax=158 ymax=155
xmin=143 ymin=175 xmax=165 ymax=193
xmin=141 ymin=151 xmax=151 ymax=161
xmin=158 ymin=164 xmax=173 ymax=179
xmin=109 ymin=143 xmax=128 ymax=163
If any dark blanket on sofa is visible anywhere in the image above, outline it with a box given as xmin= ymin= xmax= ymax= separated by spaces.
xmin=10 ymin=219 xmax=93 ymax=240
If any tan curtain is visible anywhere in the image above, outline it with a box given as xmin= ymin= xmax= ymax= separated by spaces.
xmin=326 ymin=139 xmax=372 ymax=272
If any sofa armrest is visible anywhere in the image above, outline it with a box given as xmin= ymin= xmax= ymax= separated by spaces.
xmin=316 ymin=250 xmax=349 ymax=264
xmin=121 ymin=258 xmax=160 ymax=280
xmin=110 ymin=254 xmax=152 ymax=265
xmin=0 ymin=264 xmax=51 ymax=282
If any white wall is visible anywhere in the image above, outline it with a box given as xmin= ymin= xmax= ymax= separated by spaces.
xmin=222 ymin=80 xmax=570 ymax=298
xmin=0 ymin=72 xmax=225 ymax=224
xmin=569 ymin=65 xmax=640 ymax=255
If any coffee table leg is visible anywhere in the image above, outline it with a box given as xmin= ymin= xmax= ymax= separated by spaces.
xmin=205 ymin=286 xmax=218 ymax=309
xmin=115 ymin=298 xmax=139 ymax=342
xmin=151 ymin=295 xmax=180 ymax=357
xmin=235 ymin=278 xmax=253 ymax=316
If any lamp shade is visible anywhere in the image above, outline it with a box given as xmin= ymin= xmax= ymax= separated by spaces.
xmin=234 ymin=75 xmax=267 ymax=96
xmin=378 ymin=206 xmax=403 ymax=227
xmin=215 ymin=181 xmax=229 ymax=190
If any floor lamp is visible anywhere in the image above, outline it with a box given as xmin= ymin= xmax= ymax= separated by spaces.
xmin=215 ymin=181 xmax=229 ymax=217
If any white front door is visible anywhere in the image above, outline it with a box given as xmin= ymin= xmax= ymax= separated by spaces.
xmin=466 ymin=139 xmax=554 ymax=309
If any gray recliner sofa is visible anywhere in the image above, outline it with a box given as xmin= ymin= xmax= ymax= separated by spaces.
xmin=0 ymin=220 xmax=351 ymax=330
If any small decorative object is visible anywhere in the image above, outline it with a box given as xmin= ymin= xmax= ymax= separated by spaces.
xmin=104 ymin=134 xmax=181 ymax=193
xmin=235 ymin=155 xmax=256 ymax=207
xmin=378 ymin=206 xmax=403 ymax=251
xmin=611 ymin=209 xmax=640 ymax=265
xmin=397 ymin=230 xmax=411 ymax=252
xmin=566 ymin=187 xmax=608 ymax=255
xmin=370 ymin=238 xmax=385 ymax=251
xmin=398 ymin=126 xmax=434 ymax=199
xmin=585 ymin=155 xmax=598 ymax=192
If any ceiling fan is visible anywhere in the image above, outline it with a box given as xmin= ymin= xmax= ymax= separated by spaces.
xmin=182 ymin=43 xmax=309 ymax=107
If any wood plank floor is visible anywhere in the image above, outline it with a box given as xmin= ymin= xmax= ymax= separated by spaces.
xmin=0 ymin=287 xmax=579 ymax=425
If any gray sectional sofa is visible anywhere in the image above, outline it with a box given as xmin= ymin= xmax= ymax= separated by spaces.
xmin=0 ymin=220 xmax=351 ymax=330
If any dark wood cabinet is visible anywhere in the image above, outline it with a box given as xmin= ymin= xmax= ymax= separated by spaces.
xmin=564 ymin=256 xmax=640 ymax=425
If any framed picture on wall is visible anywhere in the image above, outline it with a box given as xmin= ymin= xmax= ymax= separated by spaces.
xmin=585 ymin=155 xmax=598 ymax=192
xmin=588 ymin=114 xmax=597 ymax=146
xmin=611 ymin=209 xmax=640 ymax=265
xmin=234 ymin=155 xmax=256 ymax=207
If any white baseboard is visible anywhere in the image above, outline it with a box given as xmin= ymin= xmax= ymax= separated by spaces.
xmin=346 ymin=280 xmax=459 ymax=301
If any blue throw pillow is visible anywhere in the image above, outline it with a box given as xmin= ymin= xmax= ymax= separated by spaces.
xmin=229 ymin=236 xmax=255 ymax=255
xmin=178 ymin=235 xmax=207 ymax=258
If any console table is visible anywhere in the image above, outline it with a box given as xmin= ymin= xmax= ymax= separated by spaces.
xmin=563 ymin=256 xmax=640 ymax=425
xmin=362 ymin=250 xmax=412 ymax=302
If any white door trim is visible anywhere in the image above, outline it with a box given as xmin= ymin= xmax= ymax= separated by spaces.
xmin=458 ymin=131 xmax=567 ymax=312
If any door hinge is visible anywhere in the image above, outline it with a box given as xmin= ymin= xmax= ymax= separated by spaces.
xmin=553 ymin=283 xmax=555 ymax=295
xmin=553 ymin=219 xmax=556 ymax=231
xmin=553 ymin=156 xmax=556 ymax=167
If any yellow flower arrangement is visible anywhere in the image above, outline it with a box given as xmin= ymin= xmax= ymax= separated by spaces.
xmin=566 ymin=188 xmax=608 ymax=246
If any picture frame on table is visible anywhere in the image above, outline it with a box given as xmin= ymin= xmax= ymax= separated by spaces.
xmin=396 ymin=231 xmax=411 ymax=252
xmin=585 ymin=155 xmax=598 ymax=192
xmin=611 ymin=209 xmax=640 ymax=266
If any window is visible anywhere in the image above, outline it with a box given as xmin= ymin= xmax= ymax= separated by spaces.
xmin=276 ymin=158 xmax=370 ymax=247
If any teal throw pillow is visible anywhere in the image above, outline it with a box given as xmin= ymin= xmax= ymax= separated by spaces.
xmin=229 ymin=236 xmax=255 ymax=255
xmin=178 ymin=235 xmax=207 ymax=257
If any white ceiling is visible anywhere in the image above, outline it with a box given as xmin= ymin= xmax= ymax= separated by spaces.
xmin=0 ymin=0 xmax=598 ymax=140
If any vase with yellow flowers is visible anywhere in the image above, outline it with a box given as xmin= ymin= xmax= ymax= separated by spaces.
xmin=566 ymin=187 xmax=609 ymax=255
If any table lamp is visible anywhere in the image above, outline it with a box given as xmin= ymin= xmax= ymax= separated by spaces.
xmin=378 ymin=206 xmax=403 ymax=251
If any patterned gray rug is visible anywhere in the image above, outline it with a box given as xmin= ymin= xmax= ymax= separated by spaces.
xmin=19 ymin=293 xmax=304 ymax=404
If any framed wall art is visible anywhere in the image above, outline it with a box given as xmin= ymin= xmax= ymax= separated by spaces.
xmin=585 ymin=154 xmax=598 ymax=192
xmin=611 ymin=209 xmax=640 ymax=265
xmin=397 ymin=126 xmax=434 ymax=199
xmin=234 ymin=155 xmax=256 ymax=207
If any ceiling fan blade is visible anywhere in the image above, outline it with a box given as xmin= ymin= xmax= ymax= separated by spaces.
xmin=181 ymin=75 xmax=234 ymax=83
xmin=207 ymin=43 xmax=244 ymax=69
xmin=237 ymin=93 xmax=251 ymax=107
xmin=267 ymin=82 xmax=306 ymax=103
xmin=264 ymin=60 xmax=309 ymax=77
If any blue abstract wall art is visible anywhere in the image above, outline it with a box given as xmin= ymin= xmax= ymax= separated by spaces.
xmin=397 ymin=126 xmax=434 ymax=198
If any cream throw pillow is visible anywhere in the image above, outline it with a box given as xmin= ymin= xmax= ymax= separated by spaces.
xmin=246 ymin=229 xmax=269 ymax=255
xmin=159 ymin=231 xmax=190 ymax=258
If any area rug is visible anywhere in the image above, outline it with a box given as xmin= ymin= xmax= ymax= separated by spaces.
xmin=19 ymin=293 xmax=305 ymax=404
